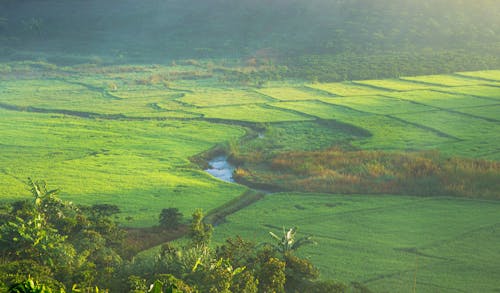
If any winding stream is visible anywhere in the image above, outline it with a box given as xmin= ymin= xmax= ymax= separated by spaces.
xmin=205 ymin=155 xmax=236 ymax=183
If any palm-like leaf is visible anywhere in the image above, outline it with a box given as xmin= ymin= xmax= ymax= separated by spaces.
xmin=266 ymin=226 xmax=315 ymax=254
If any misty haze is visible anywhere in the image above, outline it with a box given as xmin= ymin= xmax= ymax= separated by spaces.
xmin=0 ymin=0 xmax=499 ymax=292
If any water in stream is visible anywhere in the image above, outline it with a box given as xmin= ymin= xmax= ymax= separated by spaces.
xmin=205 ymin=156 xmax=235 ymax=183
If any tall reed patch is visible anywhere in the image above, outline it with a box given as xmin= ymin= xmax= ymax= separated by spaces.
xmin=237 ymin=148 xmax=500 ymax=198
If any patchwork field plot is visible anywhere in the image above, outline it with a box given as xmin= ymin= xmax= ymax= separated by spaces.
xmin=384 ymin=90 xmax=499 ymax=109
xmin=271 ymin=100 xmax=456 ymax=150
xmin=179 ymin=88 xmax=272 ymax=106
xmin=213 ymin=193 xmax=500 ymax=293
xmin=456 ymin=70 xmax=500 ymax=82
xmin=0 ymin=79 xmax=201 ymax=119
xmin=354 ymin=79 xmax=439 ymax=91
xmin=452 ymin=104 xmax=500 ymax=121
xmin=191 ymin=104 xmax=313 ymax=122
xmin=438 ymin=85 xmax=500 ymax=100
xmin=400 ymin=74 xmax=484 ymax=87
xmin=0 ymin=108 xmax=246 ymax=226
xmin=393 ymin=111 xmax=500 ymax=140
xmin=1 ymin=63 xmax=499 ymax=292
xmin=393 ymin=111 xmax=500 ymax=158
xmin=256 ymin=86 xmax=324 ymax=101
xmin=306 ymin=82 xmax=389 ymax=96
xmin=318 ymin=95 xmax=436 ymax=114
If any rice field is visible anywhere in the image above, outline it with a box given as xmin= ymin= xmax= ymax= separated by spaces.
xmin=256 ymin=86 xmax=325 ymax=101
xmin=439 ymin=85 xmax=500 ymax=100
xmin=354 ymin=79 xmax=439 ymax=91
xmin=456 ymin=70 xmax=500 ymax=82
xmin=383 ymin=90 xmax=499 ymax=109
xmin=271 ymin=100 xmax=456 ymax=150
xmin=191 ymin=103 xmax=313 ymax=122
xmin=179 ymin=88 xmax=272 ymax=106
xmin=212 ymin=193 xmax=500 ymax=293
xmin=306 ymin=82 xmax=389 ymax=96
xmin=400 ymin=74 xmax=485 ymax=87
xmin=1 ymin=65 xmax=499 ymax=291
xmin=318 ymin=95 xmax=436 ymax=114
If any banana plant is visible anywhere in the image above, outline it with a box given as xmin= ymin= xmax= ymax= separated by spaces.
xmin=266 ymin=226 xmax=316 ymax=254
xmin=28 ymin=178 xmax=59 ymax=210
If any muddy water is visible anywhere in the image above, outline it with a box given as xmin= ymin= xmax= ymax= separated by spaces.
xmin=205 ymin=156 xmax=235 ymax=183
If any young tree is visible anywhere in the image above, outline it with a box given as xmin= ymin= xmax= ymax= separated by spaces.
xmin=189 ymin=209 xmax=213 ymax=247
xmin=159 ymin=208 xmax=182 ymax=230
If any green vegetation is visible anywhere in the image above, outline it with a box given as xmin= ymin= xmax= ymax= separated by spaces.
xmin=318 ymin=95 xmax=435 ymax=115
xmin=457 ymin=70 xmax=500 ymax=82
xmin=234 ymin=149 xmax=500 ymax=197
xmin=1 ymin=186 xmax=349 ymax=292
xmin=384 ymin=90 xmax=498 ymax=109
xmin=191 ymin=104 xmax=312 ymax=123
xmin=440 ymin=85 xmax=500 ymax=99
xmin=1 ymin=0 xmax=500 ymax=290
xmin=401 ymin=74 xmax=485 ymax=87
xmin=256 ymin=87 xmax=322 ymax=101
xmin=270 ymin=101 xmax=455 ymax=150
xmin=354 ymin=79 xmax=437 ymax=91
xmin=212 ymin=193 xmax=500 ymax=293
xmin=1 ymin=62 xmax=499 ymax=292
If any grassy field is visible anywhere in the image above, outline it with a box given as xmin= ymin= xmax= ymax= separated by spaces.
xmin=306 ymin=82 xmax=389 ymax=96
xmin=212 ymin=193 xmax=500 ymax=293
xmin=400 ymin=74 xmax=486 ymax=87
xmin=271 ymin=100 xmax=456 ymax=150
xmin=384 ymin=90 xmax=498 ymax=109
xmin=1 ymin=63 xmax=499 ymax=291
xmin=0 ymin=107 xmax=247 ymax=227
xmin=456 ymin=70 xmax=500 ymax=82
xmin=179 ymin=88 xmax=272 ymax=106
xmin=256 ymin=86 xmax=325 ymax=101
xmin=439 ymin=85 xmax=500 ymax=100
xmin=353 ymin=79 xmax=439 ymax=91
xmin=318 ymin=95 xmax=436 ymax=115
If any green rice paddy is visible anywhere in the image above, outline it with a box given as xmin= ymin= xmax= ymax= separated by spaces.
xmin=212 ymin=193 xmax=500 ymax=293
xmin=1 ymin=64 xmax=499 ymax=291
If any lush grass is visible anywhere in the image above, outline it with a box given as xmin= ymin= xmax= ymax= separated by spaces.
xmin=179 ymin=88 xmax=272 ymax=107
xmin=400 ymin=74 xmax=483 ymax=87
xmin=354 ymin=79 xmax=438 ymax=91
xmin=256 ymin=87 xmax=324 ymax=101
xmin=452 ymin=104 xmax=500 ymax=121
xmin=439 ymin=85 xmax=500 ymax=100
xmin=1 ymin=65 xmax=500 ymax=292
xmin=212 ymin=193 xmax=500 ymax=292
xmin=240 ymin=121 xmax=368 ymax=156
xmin=306 ymin=82 xmax=388 ymax=96
xmin=394 ymin=111 xmax=500 ymax=139
xmin=191 ymin=104 xmax=313 ymax=122
xmin=0 ymin=77 xmax=201 ymax=118
xmin=271 ymin=101 xmax=455 ymax=150
xmin=456 ymin=70 xmax=500 ymax=82
xmin=0 ymin=108 xmax=247 ymax=227
xmin=318 ymin=95 xmax=437 ymax=115
xmin=393 ymin=111 xmax=500 ymax=159
xmin=384 ymin=90 xmax=498 ymax=109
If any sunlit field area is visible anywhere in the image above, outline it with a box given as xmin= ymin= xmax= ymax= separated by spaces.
xmin=1 ymin=60 xmax=499 ymax=291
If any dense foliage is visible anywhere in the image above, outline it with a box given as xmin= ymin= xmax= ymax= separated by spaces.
xmin=1 ymin=0 xmax=499 ymax=81
xmin=0 ymin=179 xmax=126 ymax=290
xmin=0 ymin=180 xmax=356 ymax=292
